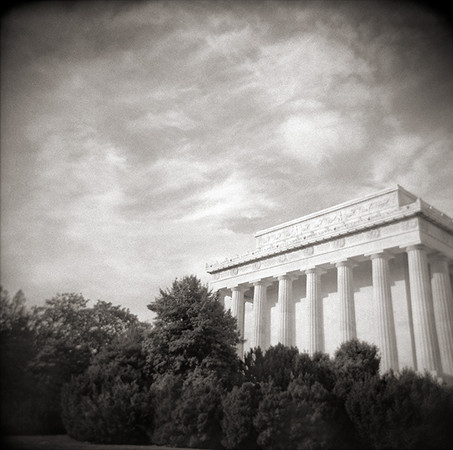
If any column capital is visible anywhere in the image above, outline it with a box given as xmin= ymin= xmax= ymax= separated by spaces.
xmin=231 ymin=285 xmax=248 ymax=293
xmin=277 ymin=273 xmax=298 ymax=281
xmin=334 ymin=259 xmax=356 ymax=268
xmin=305 ymin=267 xmax=326 ymax=275
xmin=368 ymin=250 xmax=394 ymax=261
xmin=406 ymin=244 xmax=428 ymax=253
xmin=252 ymin=278 xmax=273 ymax=288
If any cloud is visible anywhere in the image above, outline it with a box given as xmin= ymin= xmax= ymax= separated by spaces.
xmin=130 ymin=110 xmax=198 ymax=131
xmin=181 ymin=172 xmax=276 ymax=223
xmin=1 ymin=0 xmax=452 ymax=322
xmin=279 ymin=109 xmax=367 ymax=164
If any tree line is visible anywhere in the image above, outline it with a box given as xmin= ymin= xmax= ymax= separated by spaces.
xmin=1 ymin=276 xmax=453 ymax=449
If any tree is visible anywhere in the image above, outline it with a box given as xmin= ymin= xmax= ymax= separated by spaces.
xmin=333 ymin=339 xmax=380 ymax=400
xmin=253 ymin=382 xmax=292 ymax=450
xmin=254 ymin=376 xmax=354 ymax=450
xmin=244 ymin=344 xmax=300 ymax=390
xmin=0 ymin=287 xmax=29 ymax=331
xmin=0 ymin=287 xmax=42 ymax=434
xmin=61 ymin=326 xmax=153 ymax=444
xmin=294 ymin=351 xmax=337 ymax=392
xmin=29 ymin=293 xmax=144 ymax=433
xmin=171 ymin=370 xmax=225 ymax=449
xmin=221 ymin=381 xmax=261 ymax=449
xmin=144 ymin=275 xmax=241 ymax=384
xmin=346 ymin=369 xmax=453 ymax=449
xmin=148 ymin=373 xmax=184 ymax=445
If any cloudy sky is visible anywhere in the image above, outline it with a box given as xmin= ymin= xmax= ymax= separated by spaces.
xmin=2 ymin=0 xmax=453 ymax=321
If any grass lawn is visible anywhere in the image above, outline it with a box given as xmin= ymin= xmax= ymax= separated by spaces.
xmin=2 ymin=435 xmax=199 ymax=450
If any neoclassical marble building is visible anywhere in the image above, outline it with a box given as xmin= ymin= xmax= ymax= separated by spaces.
xmin=206 ymin=186 xmax=453 ymax=380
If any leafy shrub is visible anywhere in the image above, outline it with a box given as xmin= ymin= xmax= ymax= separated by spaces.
xmin=333 ymin=339 xmax=380 ymax=400
xmin=0 ymin=288 xmax=54 ymax=435
xmin=254 ymin=377 xmax=354 ymax=450
xmin=253 ymin=382 xmax=291 ymax=450
xmin=221 ymin=381 xmax=261 ymax=449
xmin=148 ymin=373 xmax=183 ymax=446
xmin=244 ymin=344 xmax=300 ymax=390
xmin=28 ymin=293 xmax=145 ymax=434
xmin=346 ymin=369 xmax=453 ymax=449
xmin=173 ymin=370 xmax=225 ymax=449
xmin=294 ymin=351 xmax=337 ymax=391
xmin=61 ymin=328 xmax=153 ymax=444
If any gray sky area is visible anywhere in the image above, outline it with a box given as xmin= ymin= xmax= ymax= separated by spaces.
xmin=1 ymin=0 xmax=453 ymax=321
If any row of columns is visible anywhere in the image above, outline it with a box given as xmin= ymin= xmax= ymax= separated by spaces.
xmin=227 ymin=246 xmax=453 ymax=377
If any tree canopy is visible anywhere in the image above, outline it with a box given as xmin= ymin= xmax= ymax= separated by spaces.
xmin=144 ymin=275 xmax=241 ymax=381
xmin=3 ymin=281 xmax=453 ymax=449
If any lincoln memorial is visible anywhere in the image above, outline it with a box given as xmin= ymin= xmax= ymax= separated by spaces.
xmin=206 ymin=185 xmax=453 ymax=381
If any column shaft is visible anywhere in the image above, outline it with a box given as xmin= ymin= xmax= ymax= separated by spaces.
xmin=306 ymin=268 xmax=324 ymax=354
xmin=217 ymin=290 xmax=227 ymax=309
xmin=336 ymin=261 xmax=357 ymax=342
xmin=407 ymin=246 xmax=441 ymax=374
xmin=371 ymin=253 xmax=398 ymax=373
xmin=430 ymin=256 xmax=453 ymax=376
xmin=253 ymin=281 xmax=269 ymax=349
xmin=278 ymin=275 xmax=295 ymax=346
xmin=231 ymin=287 xmax=246 ymax=357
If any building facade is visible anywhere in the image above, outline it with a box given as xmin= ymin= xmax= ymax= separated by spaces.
xmin=206 ymin=186 xmax=453 ymax=381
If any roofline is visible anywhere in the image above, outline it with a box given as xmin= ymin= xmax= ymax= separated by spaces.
xmin=254 ymin=184 xmax=415 ymax=238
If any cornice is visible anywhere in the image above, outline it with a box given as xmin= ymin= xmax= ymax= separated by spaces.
xmin=207 ymin=206 xmax=452 ymax=275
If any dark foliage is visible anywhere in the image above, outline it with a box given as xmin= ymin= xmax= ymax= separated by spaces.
xmin=221 ymin=381 xmax=262 ymax=449
xmin=244 ymin=344 xmax=300 ymax=390
xmin=29 ymin=293 xmax=143 ymax=433
xmin=0 ymin=288 xmax=50 ymax=434
xmin=144 ymin=275 xmax=242 ymax=385
xmin=294 ymin=351 xmax=337 ymax=391
xmin=333 ymin=338 xmax=380 ymax=400
xmin=148 ymin=373 xmax=184 ymax=446
xmin=173 ymin=370 xmax=225 ymax=449
xmin=149 ymin=370 xmax=224 ymax=449
xmin=61 ymin=326 xmax=153 ymax=444
xmin=346 ymin=369 xmax=453 ymax=449
xmin=4 ymin=282 xmax=453 ymax=450
xmin=254 ymin=376 xmax=356 ymax=450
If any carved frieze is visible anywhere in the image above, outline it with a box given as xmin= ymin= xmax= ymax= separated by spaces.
xmin=332 ymin=237 xmax=345 ymax=249
xmin=212 ymin=217 xmax=428 ymax=283
xmin=256 ymin=192 xmax=396 ymax=249
xmin=366 ymin=229 xmax=381 ymax=239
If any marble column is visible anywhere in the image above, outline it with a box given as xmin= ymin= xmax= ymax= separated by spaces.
xmin=306 ymin=268 xmax=324 ymax=355
xmin=231 ymin=286 xmax=246 ymax=357
xmin=216 ymin=289 xmax=227 ymax=309
xmin=336 ymin=260 xmax=357 ymax=342
xmin=430 ymin=254 xmax=453 ymax=376
xmin=278 ymin=274 xmax=295 ymax=346
xmin=253 ymin=280 xmax=270 ymax=350
xmin=370 ymin=252 xmax=399 ymax=373
xmin=406 ymin=245 xmax=441 ymax=375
